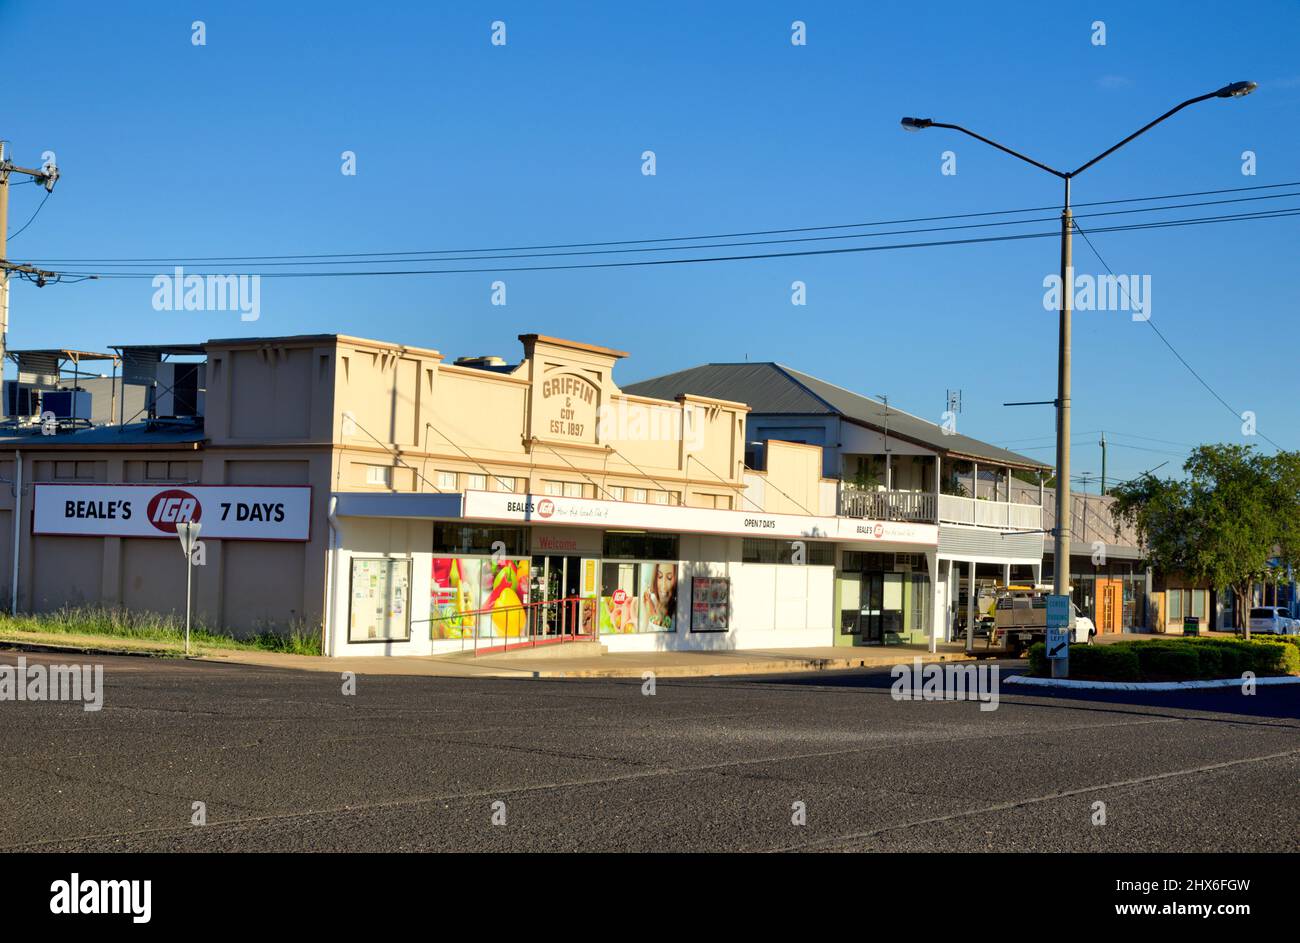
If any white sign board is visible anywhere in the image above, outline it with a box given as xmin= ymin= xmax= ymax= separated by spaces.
xmin=33 ymin=484 xmax=312 ymax=541
xmin=460 ymin=490 xmax=938 ymax=546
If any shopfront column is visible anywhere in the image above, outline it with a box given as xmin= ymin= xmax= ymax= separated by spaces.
xmin=927 ymin=550 xmax=940 ymax=653
xmin=965 ymin=560 xmax=976 ymax=654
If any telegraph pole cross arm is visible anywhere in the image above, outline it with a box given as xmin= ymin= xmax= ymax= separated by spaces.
xmin=1 ymin=141 xmax=81 ymax=381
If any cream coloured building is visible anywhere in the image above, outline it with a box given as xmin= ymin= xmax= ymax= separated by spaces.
xmin=1 ymin=332 xmax=951 ymax=656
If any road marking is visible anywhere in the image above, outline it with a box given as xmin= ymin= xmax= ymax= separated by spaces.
xmin=771 ymin=747 xmax=1300 ymax=852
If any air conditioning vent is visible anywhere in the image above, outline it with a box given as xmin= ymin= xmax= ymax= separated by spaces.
xmin=3 ymin=382 xmax=40 ymax=419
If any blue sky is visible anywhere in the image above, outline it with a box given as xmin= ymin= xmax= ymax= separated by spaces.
xmin=2 ymin=0 xmax=1297 ymax=485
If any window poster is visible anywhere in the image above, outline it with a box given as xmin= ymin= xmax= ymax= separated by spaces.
xmin=691 ymin=576 xmax=730 ymax=632
xmin=430 ymin=556 xmax=530 ymax=639
xmin=640 ymin=562 xmax=678 ymax=632
xmin=348 ymin=557 xmax=411 ymax=642
xmin=430 ymin=557 xmax=482 ymax=639
xmin=598 ymin=562 xmax=678 ymax=633
xmin=483 ymin=557 xmax=529 ymax=637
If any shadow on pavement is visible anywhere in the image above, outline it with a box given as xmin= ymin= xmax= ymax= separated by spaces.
xmin=744 ymin=663 xmax=1300 ymax=721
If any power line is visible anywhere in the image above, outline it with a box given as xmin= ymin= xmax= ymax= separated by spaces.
xmin=6 ymin=189 xmax=50 ymax=242
xmin=1000 ymin=430 xmax=1198 ymax=452
xmin=45 ymin=205 xmax=1300 ymax=280
xmin=23 ymin=179 xmax=1300 ymax=266
xmin=26 ymin=188 xmax=1300 ymax=271
xmin=1071 ymin=217 xmax=1286 ymax=453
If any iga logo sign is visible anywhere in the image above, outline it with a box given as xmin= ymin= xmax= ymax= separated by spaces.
xmin=147 ymin=489 xmax=202 ymax=533
xmin=537 ymin=498 xmax=555 ymax=519
xmin=34 ymin=484 xmax=311 ymax=541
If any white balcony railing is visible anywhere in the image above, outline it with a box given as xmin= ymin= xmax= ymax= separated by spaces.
xmin=938 ymin=493 xmax=1042 ymax=531
xmin=838 ymin=488 xmax=936 ymax=522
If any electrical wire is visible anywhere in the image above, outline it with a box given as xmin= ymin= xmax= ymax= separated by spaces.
xmin=41 ymin=204 xmax=1300 ymax=280
xmin=6 ymin=189 xmax=51 ymax=242
xmin=22 ymin=179 xmax=1300 ymax=266
xmin=27 ymin=188 xmax=1300 ymax=271
xmin=1071 ymin=217 xmax=1286 ymax=453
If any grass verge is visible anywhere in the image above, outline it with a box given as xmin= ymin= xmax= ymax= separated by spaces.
xmin=0 ymin=607 xmax=322 ymax=656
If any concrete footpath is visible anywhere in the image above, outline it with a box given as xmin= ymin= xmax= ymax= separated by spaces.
xmin=210 ymin=642 xmax=975 ymax=679
xmin=0 ymin=631 xmax=974 ymax=679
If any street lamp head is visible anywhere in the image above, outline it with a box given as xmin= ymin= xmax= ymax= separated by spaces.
xmin=900 ymin=116 xmax=933 ymax=132
xmin=1215 ymin=80 xmax=1257 ymax=98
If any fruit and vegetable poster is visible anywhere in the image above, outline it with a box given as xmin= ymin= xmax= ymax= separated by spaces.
xmin=430 ymin=556 xmax=530 ymax=639
xmin=348 ymin=557 xmax=411 ymax=642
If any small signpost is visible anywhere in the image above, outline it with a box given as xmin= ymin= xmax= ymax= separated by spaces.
xmin=176 ymin=521 xmax=202 ymax=656
xmin=1046 ymin=593 xmax=1070 ymax=679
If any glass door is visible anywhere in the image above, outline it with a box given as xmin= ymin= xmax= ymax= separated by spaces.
xmin=860 ymin=572 xmax=883 ymax=642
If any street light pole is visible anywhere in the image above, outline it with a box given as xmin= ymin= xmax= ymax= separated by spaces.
xmin=1056 ymin=175 xmax=1071 ymax=598
xmin=900 ymin=81 xmax=1256 ymax=599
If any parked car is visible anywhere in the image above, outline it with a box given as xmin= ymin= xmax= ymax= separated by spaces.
xmin=1247 ymin=606 xmax=1294 ymax=635
xmin=1072 ymin=603 xmax=1097 ymax=643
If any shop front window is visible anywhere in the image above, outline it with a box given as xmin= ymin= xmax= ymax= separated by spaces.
xmin=598 ymin=561 xmax=678 ymax=634
xmin=743 ymin=538 xmax=834 ymax=565
xmin=1167 ymin=589 xmax=1183 ymax=622
xmin=434 ymin=524 xmax=528 ymax=556
xmin=603 ymin=532 xmax=678 ymax=560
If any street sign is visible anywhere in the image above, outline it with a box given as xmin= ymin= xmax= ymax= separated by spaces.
xmin=176 ymin=521 xmax=201 ymax=557
xmin=176 ymin=521 xmax=202 ymax=656
xmin=1046 ymin=594 xmax=1070 ymax=660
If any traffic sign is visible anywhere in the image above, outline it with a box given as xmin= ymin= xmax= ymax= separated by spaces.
xmin=176 ymin=520 xmax=202 ymax=557
xmin=1046 ymin=594 xmax=1070 ymax=660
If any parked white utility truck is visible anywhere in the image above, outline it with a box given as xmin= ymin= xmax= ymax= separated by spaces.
xmin=969 ymin=585 xmax=1095 ymax=657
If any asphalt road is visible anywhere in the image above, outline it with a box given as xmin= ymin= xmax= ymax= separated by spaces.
xmin=1 ymin=651 xmax=1297 ymax=852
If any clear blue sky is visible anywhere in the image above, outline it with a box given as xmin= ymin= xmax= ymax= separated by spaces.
xmin=2 ymin=0 xmax=1297 ymax=485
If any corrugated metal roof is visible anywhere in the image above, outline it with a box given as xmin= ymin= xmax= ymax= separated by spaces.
xmin=622 ymin=363 xmax=827 ymax=413
xmin=623 ymin=362 xmax=1048 ymax=470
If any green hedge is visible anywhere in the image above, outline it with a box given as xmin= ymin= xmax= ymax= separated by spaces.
xmin=1027 ymin=642 xmax=1139 ymax=681
xmin=1026 ymin=636 xmax=1299 ymax=681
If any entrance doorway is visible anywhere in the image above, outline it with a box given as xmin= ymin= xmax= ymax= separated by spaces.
xmin=531 ymin=555 xmax=583 ymax=636
xmin=847 ymin=571 xmax=905 ymax=643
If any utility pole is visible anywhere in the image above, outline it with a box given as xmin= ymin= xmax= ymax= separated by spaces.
xmin=1 ymin=140 xmax=9 ymax=383
xmin=1099 ymin=431 xmax=1107 ymax=495
xmin=0 ymin=140 xmax=63 ymax=386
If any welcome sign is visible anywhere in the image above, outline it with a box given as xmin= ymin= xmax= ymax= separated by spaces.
xmin=33 ymin=484 xmax=313 ymax=541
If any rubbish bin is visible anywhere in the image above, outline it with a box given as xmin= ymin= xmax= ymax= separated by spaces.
xmin=1183 ymin=615 xmax=1200 ymax=636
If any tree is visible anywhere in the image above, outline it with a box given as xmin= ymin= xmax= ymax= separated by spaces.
xmin=1110 ymin=444 xmax=1300 ymax=639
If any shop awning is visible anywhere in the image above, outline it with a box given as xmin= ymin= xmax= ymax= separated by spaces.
xmin=332 ymin=490 xmax=939 ymax=547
